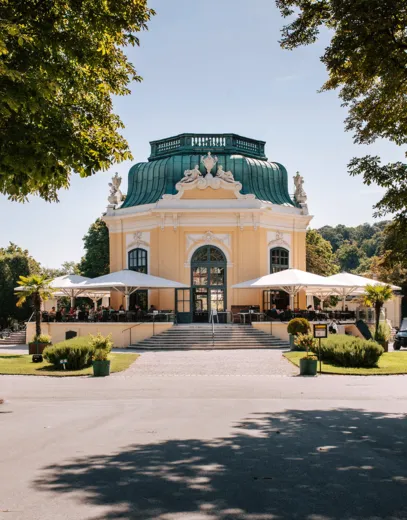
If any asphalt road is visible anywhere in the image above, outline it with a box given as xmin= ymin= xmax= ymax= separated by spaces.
xmin=1 ymin=353 xmax=407 ymax=520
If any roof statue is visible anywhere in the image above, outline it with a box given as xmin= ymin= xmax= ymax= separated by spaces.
xmin=108 ymin=172 xmax=123 ymax=207
xmin=179 ymin=165 xmax=202 ymax=183
xmin=216 ymin=165 xmax=235 ymax=183
xmin=293 ymin=171 xmax=308 ymax=215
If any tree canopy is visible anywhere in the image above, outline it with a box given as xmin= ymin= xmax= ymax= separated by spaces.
xmin=0 ymin=0 xmax=154 ymax=201
xmin=306 ymin=229 xmax=338 ymax=276
xmin=276 ymin=0 xmax=407 ymax=221
xmin=78 ymin=218 xmax=110 ymax=278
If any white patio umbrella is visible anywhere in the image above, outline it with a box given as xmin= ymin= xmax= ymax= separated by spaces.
xmin=232 ymin=268 xmax=349 ymax=309
xmin=324 ymin=272 xmax=401 ymax=309
xmin=15 ymin=274 xmax=92 ymax=308
xmin=75 ymin=269 xmax=188 ymax=310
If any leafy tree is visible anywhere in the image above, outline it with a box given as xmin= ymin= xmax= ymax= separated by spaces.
xmin=41 ymin=261 xmax=80 ymax=279
xmin=15 ymin=274 xmax=54 ymax=338
xmin=306 ymin=229 xmax=338 ymax=276
xmin=0 ymin=0 xmax=154 ymax=201
xmin=276 ymin=0 xmax=407 ymax=221
xmin=0 ymin=244 xmax=41 ymax=327
xmin=361 ymin=285 xmax=394 ymax=341
xmin=79 ymin=218 xmax=110 ymax=278
xmin=335 ymin=241 xmax=366 ymax=272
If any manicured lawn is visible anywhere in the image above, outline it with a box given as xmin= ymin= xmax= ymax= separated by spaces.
xmin=0 ymin=353 xmax=138 ymax=376
xmin=284 ymin=351 xmax=407 ymax=375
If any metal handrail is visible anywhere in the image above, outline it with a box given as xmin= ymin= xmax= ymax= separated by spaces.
xmin=122 ymin=322 xmax=143 ymax=346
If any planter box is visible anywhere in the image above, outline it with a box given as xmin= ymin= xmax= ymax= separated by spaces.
xmin=289 ymin=334 xmax=295 ymax=350
xmin=28 ymin=342 xmax=51 ymax=355
xmin=93 ymin=360 xmax=111 ymax=377
xmin=299 ymin=357 xmax=318 ymax=376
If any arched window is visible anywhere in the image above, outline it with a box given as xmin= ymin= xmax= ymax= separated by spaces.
xmin=128 ymin=248 xmax=148 ymax=274
xmin=270 ymin=247 xmax=289 ymax=273
xmin=128 ymin=248 xmax=148 ymax=311
xmin=191 ymin=246 xmax=227 ymax=321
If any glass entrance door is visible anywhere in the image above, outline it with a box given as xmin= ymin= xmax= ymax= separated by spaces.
xmin=191 ymin=246 xmax=227 ymax=322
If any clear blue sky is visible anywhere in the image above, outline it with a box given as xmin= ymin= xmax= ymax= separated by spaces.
xmin=0 ymin=0 xmax=403 ymax=268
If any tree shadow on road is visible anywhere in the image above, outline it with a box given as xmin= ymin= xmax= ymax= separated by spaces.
xmin=34 ymin=408 xmax=407 ymax=519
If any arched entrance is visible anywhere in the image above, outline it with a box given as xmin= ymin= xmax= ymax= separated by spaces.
xmin=191 ymin=245 xmax=227 ymax=322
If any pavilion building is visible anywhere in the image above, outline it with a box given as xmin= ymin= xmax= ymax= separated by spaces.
xmin=103 ymin=133 xmax=312 ymax=322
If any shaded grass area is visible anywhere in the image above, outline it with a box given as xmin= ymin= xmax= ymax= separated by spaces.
xmin=284 ymin=351 xmax=407 ymax=375
xmin=0 ymin=353 xmax=138 ymax=376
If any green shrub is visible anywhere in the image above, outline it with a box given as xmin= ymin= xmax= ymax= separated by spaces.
xmin=31 ymin=334 xmax=52 ymax=344
xmin=294 ymin=333 xmax=318 ymax=354
xmin=43 ymin=337 xmax=94 ymax=370
xmin=312 ymin=334 xmax=384 ymax=368
xmin=287 ymin=318 xmax=311 ymax=336
xmin=89 ymin=333 xmax=113 ymax=351
xmin=372 ymin=322 xmax=392 ymax=342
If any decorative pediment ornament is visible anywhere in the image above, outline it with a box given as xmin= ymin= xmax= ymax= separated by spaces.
xmin=201 ymin=152 xmax=218 ymax=174
xmin=186 ymin=232 xmax=231 ymax=251
xmin=162 ymin=152 xmax=255 ymax=200
xmin=268 ymin=230 xmax=290 ymax=249
xmin=127 ymin=231 xmax=150 ymax=249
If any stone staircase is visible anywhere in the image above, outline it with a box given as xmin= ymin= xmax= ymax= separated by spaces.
xmin=0 ymin=330 xmax=27 ymax=345
xmin=131 ymin=324 xmax=290 ymax=350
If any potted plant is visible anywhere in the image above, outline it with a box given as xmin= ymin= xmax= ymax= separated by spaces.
xmin=361 ymin=284 xmax=393 ymax=343
xmin=287 ymin=318 xmax=311 ymax=350
xmin=295 ymin=333 xmax=319 ymax=376
xmin=28 ymin=334 xmax=52 ymax=357
xmin=15 ymin=274 xmax=54 ymax=362
xmin=90 ymin=333 xmax=113 ymax=377
xmin=374 ymin=322 xmax=391 ymax=352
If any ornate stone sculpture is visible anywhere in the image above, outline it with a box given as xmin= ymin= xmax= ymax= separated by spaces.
xmin=201 ymin=152 xmax=218 ymax=175
xmin=179 ymin=165 xmax=202 ymax=183
xmin=293 ymin=172 xmax=307 ymax=203
xmin=216 ymin=166 xmax=235 ymax=183
xmin=293 ymin=171 xmax=308 ymax=215
xmin=108 ymin=172 xmax=123 ymax=206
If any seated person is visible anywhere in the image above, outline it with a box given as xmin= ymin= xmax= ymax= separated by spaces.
xmin=148 ymin=305 xmax=156 ymax=314
xmin=119 ymin=304 xmax=125 ymax=314
xmin=48 ymin=306 xmax=56 ymax=321
xmin=269 ymin=304 xmax=281 ymax=320
xmin=281 ymin=306 xmax=293 ymax=321
xmin=88 ymin=308 xmax=96 ymax=321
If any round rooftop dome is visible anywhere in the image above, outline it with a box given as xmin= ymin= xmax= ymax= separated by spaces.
xmin=122 ymin=134 xmax=296 ymax=208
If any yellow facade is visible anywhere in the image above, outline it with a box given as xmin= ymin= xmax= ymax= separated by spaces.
xmin=104 ymin=202 xmax=311 ymax=317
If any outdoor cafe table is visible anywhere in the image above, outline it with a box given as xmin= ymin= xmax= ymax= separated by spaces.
xmin=147 ymin=312 xmax=175 ymax=322
xmin=239 ymin=312 xmax=266 ymax=324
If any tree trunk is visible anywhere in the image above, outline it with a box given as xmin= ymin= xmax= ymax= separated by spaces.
xmin=34 ymin=292 xmax=41 ymax=338
xmin=375 ymin=302 xmax=381 ymax=340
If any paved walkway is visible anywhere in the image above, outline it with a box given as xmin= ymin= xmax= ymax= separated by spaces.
xmin=119 ymin=349 xmax=296 ymax=377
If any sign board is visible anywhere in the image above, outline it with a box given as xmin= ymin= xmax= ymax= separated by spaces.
xmin=212 ymin=309 xmax=218 ymax=316
xmin=59 ymin=359 xmax=68 ymax=364
xmin=313 ymin=324 xmax=328 ymax=339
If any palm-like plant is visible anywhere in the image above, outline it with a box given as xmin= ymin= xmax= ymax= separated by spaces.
xmin=361 ymin=284 xmax=394 ymax=340
xmin=15 ymin=275 xmax=54 ymax=338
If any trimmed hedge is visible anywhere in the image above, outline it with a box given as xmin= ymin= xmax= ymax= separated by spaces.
xmin=312 ymin=335 xmax=383 ymax=368
xmin=287 ymin=318 xmax=311 ymax=336
xmin=43 ymin=337 xmax=95 ymax=370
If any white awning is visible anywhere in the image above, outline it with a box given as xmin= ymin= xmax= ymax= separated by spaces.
xmin=77 ymin=269 xmax=188 ymax=292
xmin=325 ymin=272 xmax=401 ymax=293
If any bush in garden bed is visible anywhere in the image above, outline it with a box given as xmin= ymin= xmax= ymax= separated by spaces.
xmin=311 ymin=334 xmax=383 ymax=368
xmin=43 ymin=337 xmax=95 ymax=370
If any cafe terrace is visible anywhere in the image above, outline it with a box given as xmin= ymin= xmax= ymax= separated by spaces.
xmin=26 ymin=134 xmax=402 ymax=347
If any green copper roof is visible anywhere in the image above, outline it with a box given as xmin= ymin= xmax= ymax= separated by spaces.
xmin=122 ymin=134 xmax=296 ymax=208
